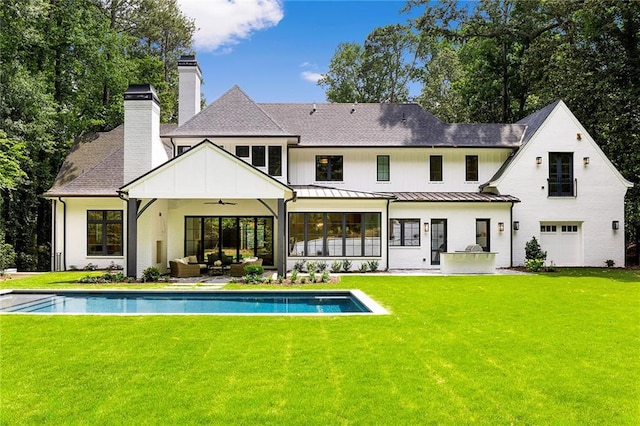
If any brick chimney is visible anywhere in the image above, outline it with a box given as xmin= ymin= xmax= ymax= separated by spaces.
xmin=178 ymin=54 xmax=202 ymax=126
xmin=123 ymin=84 xmax=168 ymax=184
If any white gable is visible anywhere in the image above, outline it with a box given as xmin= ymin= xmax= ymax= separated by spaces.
xmin=122 ymin=141 xmax=293 ymax=199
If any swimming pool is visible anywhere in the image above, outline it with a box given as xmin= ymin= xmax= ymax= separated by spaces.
xmin=0 ymin=290 xmax=388 ymax=315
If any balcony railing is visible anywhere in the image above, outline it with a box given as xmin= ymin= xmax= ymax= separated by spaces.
xmin=548 ymin=178 xmax=577 ymax=197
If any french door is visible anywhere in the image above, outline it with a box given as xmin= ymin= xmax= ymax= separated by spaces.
xmin=431 ymin=219 xmax=447 ymax=265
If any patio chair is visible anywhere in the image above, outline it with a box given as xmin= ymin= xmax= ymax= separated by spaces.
xmin=169 ymin=260 xmax=200 ymax=278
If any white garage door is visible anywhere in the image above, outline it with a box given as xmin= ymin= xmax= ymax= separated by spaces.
xmin=539 ymin=223 xmax=583 ymax=266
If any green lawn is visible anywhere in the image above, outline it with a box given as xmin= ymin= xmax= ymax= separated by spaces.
xmin=1 ymin=270 xmax=639 ymax=424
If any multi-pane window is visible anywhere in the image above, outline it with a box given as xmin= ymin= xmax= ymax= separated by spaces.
xmin=288 ymin=212 xmax=381 ymax=257
xmin=389 ymin=219 xmax=420 ymax=246
xmin=316 ymin=155 xmax=343 ymax=181
xmin=562 ymin=225 xmax=578 ymax=232
xmin=235 ymin=145 xmax=249 ymax=157
xmin=377 ymin=155 xmax=390 ymax=181
xmin=541 ymin=225 xmax=557 ymax=233
xmin=549 ymin=152 xmax=574 ymax=196
xmin=177 ymin=145 xmax=190 ymax=155
xmin=87 ymin=210 xmax=123 ymax=256
xmin=252 ymin=145 xmax=266 ymax=167
xmin=268 ymin=146 xmax=282 ymax=176
xmin=465 ymin=155 xmax=478 ymax=181
xmin=430 ymin=155 xmax=443 ymax=181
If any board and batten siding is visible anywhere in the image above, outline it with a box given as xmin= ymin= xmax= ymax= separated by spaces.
xmin=288 ymin=147 xmax=513 ymax=193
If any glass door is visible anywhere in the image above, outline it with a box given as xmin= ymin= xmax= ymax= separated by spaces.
xmin=431 ymin=219 xmax=447 ymax=265
xmin=221 ymin=218 xmax=239 ymax=262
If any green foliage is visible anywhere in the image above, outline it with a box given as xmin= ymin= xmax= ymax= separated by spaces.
xmin=316 ymin=261 xmax=328 ymax=272
xmin=77 ymin=272 xmax=126 ymax=284
xmin=0 ymin=234 xmax=17 ymax=272
xmin=330 ymin=260 xmax=342 ymax=273
xmin=290 ymin=269 xmax=298 ymax=283
xmin=524 ymin=258 xmax=545 ymax=273
xmin=605 ymin=259 xmax=615 ymax=268
xmin=358 ymin=263 xmax=369 ymax=273
xmin=321 ymin=270 xmax=330 ymax=283
xmin=305 ymin=261 xmax=316 ymax=273
xmin=525 ymin=236 xmax=547 ymax=262
xmin=141 ymin=266 xmax=161 ymax=283
xmin=293 ymin=259 xmax=306 ymax=272
xmin=244 ymin=265 xmax=264 ymax=277
xmin=367 ymin=259 xmax=379 ymax=272
xmin=342 ymin=259 xmax=352 ymax=272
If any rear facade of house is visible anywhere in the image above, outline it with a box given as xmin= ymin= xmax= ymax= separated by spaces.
xmin=44 ymin=56 xmax=633 ymax=277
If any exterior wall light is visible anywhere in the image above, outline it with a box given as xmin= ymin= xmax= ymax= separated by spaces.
xmin=513 ymin=221 xmax=519 ymax=231
xmin=536 ymin=157 xmax=542 ymax=165
xmin=612 ymin=220 xmax=619 ymax=230
xmin=577 ymin=133 xmax=582 ymax=140
xmin=498 ymin=222 xmax=505 ymax=232
xmin=583 ymin=157 xmax=590 ymax=166
xmin=423 ymin=222 xmax=429 ymax=232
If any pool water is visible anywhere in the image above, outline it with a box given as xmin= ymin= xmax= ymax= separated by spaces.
xmin=0 ymin=290 xmax=385 ymax=315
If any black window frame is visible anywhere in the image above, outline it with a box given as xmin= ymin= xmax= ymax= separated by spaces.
xmin=316 ymin=155 xmax=343 ymax=181
xmin=235 ymin=145 xmax=249 ymax=157
xmin=389 ymin=219 xmax=421 ymax=246
xmin=465 ymin=155 xmax=478 ymax=181
xmin=430 ymin=155 xmax=443 ymax=182
xmin=252 ymin=145 xmax=266 ymax=167
xmin=87 ymin=210 xmax=123 ymax=256
xmin=377 ymin=155 xmax=390 ymax=181
xmin=287 ymin=212 xmax=381 ymax=257
xmin=268 ymin=146 xmax=282 ymax=176
xmin=548 ymin=152 xmax=574 ymax=196
xmin=475 ymin=218 xmax=490 ymax=252
xmin=177 ymin=145 xmax=191 ymax=155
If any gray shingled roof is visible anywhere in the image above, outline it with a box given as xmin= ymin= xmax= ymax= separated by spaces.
xmin=168 ymin=86 xmax=293 ymax=137
xmin=388 ymin=192 xmax=520 ymax=203
xmin=44 ymin=124 xmax=176 ymax=197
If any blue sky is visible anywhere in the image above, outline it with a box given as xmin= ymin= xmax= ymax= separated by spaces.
xmin=177 ymin=1 xmax=422 ymax=104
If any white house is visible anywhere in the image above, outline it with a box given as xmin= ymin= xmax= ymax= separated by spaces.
xmin=44 ymin=55 xmax=633 ymax=277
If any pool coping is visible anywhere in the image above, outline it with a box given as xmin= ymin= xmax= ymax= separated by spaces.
xmin=0 ymin=289 xmax=389 ymax=316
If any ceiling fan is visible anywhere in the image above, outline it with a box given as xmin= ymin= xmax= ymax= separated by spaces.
xmin=205 ymin=199 xmax=237 ymax=205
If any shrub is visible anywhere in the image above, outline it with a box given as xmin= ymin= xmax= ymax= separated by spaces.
xmin=290 ymin=269 xmax=298 ymax=283
xmin=277 ymin=275 xmax=284 ymax=284
xmin=0 ymin=241 xmax=16 ymax=273
xmin=321 ymin=271 xmax=330 ymax=283
xmin=367 ymin=259 xmax=379 ymax=272
xmin=84 ymin=263 xmax=98 ymax=271
xmin=524 ymin=258 xmax=544 ymax=272
xmin=524 ymin=236 xmax=547 ymax=272
xmin=525 ymin=236 xmax=547 ymax=262
xmin=141 ymin=266 xmax=161 ymax=282
xmin=342 ymin=259 xmax=352 ymax=272
xmin=293 ymin=259 xmax=306 ymax=272
xmin=358 ymin=263 xmax=368 ymax=273
xmin=330 ymin=260 xmax=342 ymax=273
xmin=244 ymin=265 xmax=264 ymax=276
xmin=308 ymin=269 xmax=316 ymax=282
xmin=605 ymin=259 xmax=615 ymax=268
xmin=306 ymin=261 xmax=317 ymax=273
xmin=300 ymin=277 xmax=307 ymax=284
xmin=317 ymin=261 xmax=328 ymax=272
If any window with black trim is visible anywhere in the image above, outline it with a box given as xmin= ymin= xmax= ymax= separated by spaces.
xmin=235 ymin=146 xmax=249 ymax=157
xmin=87 ymin=210 xmax=123 ymax=256
xmin=389 ymin=219 xmax=420 ymax=246
xmin=562 ymin=225 xmax=578 ymax=232
xmin=541 ymin=225 xmax=557 ymax=233
xmin=377 ymin=155 xmax=390 ymax=181
xmin=430 ymin=155 xmax=443 ymax=181
xmin=549 ymin=152 xmax=574 ymax=196
xmin=288 ymin=212 xmax=381 ymax=257
xmin=465 ymin=155 xmax=478 ymax=181
xmin=316 ymin=155 xmax=343 ymax=181
xmin=476 ymin=219 xmax=490 ymax=251
xmin=177 ymin=145 xmax=190 ymax=155
xmin=252 ymin=146 xmax=266 ymax=167
xmin=268 ymin=146 xmax=282 ymax=176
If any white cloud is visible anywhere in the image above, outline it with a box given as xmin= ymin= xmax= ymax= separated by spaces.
xmin=301 ymin=71 xmax=323 ymax=83
xmin=178 ymin=0 xmax=284 ymax=52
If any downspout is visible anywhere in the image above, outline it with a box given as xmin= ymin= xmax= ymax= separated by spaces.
xmin=170 ymin=137 xmax=176 ymax=156
xmin=281 ymin=191 xmax=297 ymax=276
xmin=58 ymin=197 xmax=67 ymax=271
xmin=51 ymin=199 xmax=56 ymax=271
xmin=510 ymin=202 xmax=514 ymax=268
xmin=386 ymin=199 xmax=390 ymax=272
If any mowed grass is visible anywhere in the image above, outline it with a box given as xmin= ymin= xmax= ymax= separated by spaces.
xmin=1 ymin=270 xmax=638 ymax=424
